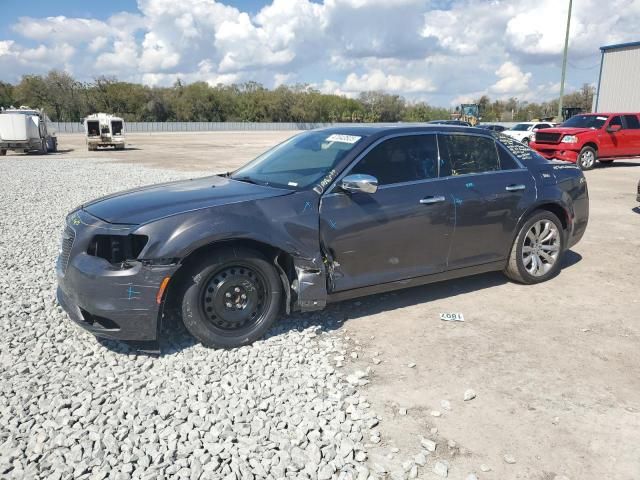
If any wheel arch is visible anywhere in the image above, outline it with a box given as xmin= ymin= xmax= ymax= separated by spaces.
xmin=511 ymin=201 xmax=570 ymax=253
xmin=581 ymin=141 xmax=598 ymax=153
xmin=162 ymin=238 xmax=297 ymax=325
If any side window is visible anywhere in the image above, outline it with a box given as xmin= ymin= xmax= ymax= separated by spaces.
xmin=350 ymin=135 xmax=438 ymax=185
xmin=497 ymin=145 xmax=521 ymax=170
xmin=609 ymin=116 xmax=623 ymax=128
xmin=623 ymin=115 xmax=640 ymax=129
xmin=439 ymin=134 xmax=499 ymax=176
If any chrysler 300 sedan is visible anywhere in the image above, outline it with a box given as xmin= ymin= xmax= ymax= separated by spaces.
xmin=56 ymin=125 xmax=589 ymax=349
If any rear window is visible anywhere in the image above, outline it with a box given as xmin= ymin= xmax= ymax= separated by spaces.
xmin=438 ymin=134 xmax=499 ymax=176
xmin=493 ymin=132 xmax=533 ymax=162
xmin=497 ymin=145 xmax=521 ymax=170
xmin=624 ymin=115 xmax=640 ymax=129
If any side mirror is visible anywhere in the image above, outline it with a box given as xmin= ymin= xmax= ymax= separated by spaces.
xmin=606 ymin=124 xmax=622 ymax=133
xmin=340 ymin=174 xmax=378 ymax=194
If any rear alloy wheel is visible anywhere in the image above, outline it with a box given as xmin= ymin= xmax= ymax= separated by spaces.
xmin=504 ymin=211 xmax=565 ymax=284
xmin=180 ymin=247 xmax=282 ymax=348
xmin=577 ymin=146 xmax=596 ymax=170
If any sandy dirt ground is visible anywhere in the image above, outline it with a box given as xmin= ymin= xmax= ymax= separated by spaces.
xmin=11 ymin=132 xmax=640 ymax=479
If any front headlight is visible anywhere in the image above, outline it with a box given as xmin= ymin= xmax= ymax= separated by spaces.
xmin=561 ymin=135 xmax=578 ymax=143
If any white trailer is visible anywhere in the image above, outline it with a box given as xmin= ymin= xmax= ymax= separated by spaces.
xmin=0 ymin=106 xmax=57 ymax=155
xmin=85 ymin=113 xmax=125 ymax=151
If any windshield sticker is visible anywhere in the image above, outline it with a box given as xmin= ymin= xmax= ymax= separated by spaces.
xmin=313 ymin=169 xmax=337 ymax=195
xmin=597 ymin=116 xmax=608 ymax=120
xmin=325 ymin=134 xmax=361 ymax=144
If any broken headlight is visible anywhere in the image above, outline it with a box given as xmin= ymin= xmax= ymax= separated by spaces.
xmin=87 ymin=234 xmax=148 ymax=265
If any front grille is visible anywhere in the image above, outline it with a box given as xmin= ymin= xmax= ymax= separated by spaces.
xmin=58 ymin=226 xmax=75 ymax=274
xmin=535 ymin=132 xmax=562 ymax=144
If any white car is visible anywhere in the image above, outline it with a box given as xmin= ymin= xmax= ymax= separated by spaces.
xmin=502 ymin=122 xmax=555 ymax=145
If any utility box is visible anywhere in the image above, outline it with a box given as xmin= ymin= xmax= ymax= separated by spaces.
xmin=85 ymin=113 xmax=126 ymax=151
xmin=594 ymin=41 xmax=640 ymax=112
xmin=0 ymin=106 xmax=57 ymax=155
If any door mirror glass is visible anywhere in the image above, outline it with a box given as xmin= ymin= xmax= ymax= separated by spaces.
xmin=340 ymin=174 xmax=378 ymax=194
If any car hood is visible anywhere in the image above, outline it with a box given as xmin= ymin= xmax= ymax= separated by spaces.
xmin=82 ymin=175 xmax=293 ymax=225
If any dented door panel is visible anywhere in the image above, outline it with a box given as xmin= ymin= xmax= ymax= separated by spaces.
xmin=319 ymin=179 xmax=454 ymax=292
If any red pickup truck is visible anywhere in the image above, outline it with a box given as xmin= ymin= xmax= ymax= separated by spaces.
xmin=530 ymin=113 xmax=640 ymax=170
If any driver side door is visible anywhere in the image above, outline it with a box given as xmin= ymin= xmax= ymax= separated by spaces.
xmin=319 ymin=134 xmax=454 ymax=292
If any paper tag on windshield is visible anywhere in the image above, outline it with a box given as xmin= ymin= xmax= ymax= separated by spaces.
xmin=326 ymin=134 xmax=361 ymax=144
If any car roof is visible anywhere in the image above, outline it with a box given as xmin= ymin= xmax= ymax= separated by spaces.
xmin=576 ymin=112 xmax=639 ymax=116
xmin=314 ymin=124 xmax=491 ymax=137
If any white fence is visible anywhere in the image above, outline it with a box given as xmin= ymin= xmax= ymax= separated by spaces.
xmin=49 ymin=121 xmax=518 ymax=134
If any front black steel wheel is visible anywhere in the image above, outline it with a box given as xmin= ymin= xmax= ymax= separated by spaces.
xmin=180 ymin=247 xmax=282 ymax=348
xmin=201 ymin=264 xmax=268 ymax=333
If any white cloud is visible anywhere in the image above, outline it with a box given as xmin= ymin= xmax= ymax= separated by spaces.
xmin=1 ymin=0 xmax=639 ymax=105
xmin=343 ymin=70 xmax=435 ymax=94
xmin=489 ymin=61 xmax=532 ymax=95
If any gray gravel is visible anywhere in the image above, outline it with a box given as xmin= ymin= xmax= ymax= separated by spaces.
xmin=0 ymin=157 xmax=382 ymax=479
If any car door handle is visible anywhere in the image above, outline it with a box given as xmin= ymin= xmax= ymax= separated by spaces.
xmin=420 ymin=195 xmax=446 ymax=204
xmin=505 ymin=184 xmax=526 ymax=192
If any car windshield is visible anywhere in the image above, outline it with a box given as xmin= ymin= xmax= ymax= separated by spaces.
xmin=511 ymin=123 xmax=532 ymax=131
xmin=561 ymin=115 xmax=607 ymax=129
xmin=231 ymin=131 xmax=364 ymax=190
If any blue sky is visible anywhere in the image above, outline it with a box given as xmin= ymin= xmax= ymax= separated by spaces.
xmin=1 ymin=0 xmax=638 ymax=106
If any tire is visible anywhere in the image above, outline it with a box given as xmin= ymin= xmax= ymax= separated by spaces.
xmin=522 ymin=137 xmax=530 ymax=145
xmin=504 ymin=211 xmax=565 ymax=284
xmin=599 ymin=159 xmax=614 ymax=165
xmin=116 ymin=144 xmax=125 ymax=150
xmin=39 ymin=139 xmax=48 ymax=155
xmin=577 ymin=146 xmax=596 ymax=170
xmin=180 ymin=247 xmax=282 ymax=348
xmin=0 ymin=149 xmax=6 ymax=156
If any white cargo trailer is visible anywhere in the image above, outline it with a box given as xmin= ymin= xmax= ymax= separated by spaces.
xmin=0 ymin=106 xmax=57 ymax=155
xmin=85 ymin=113 xmax=125 ymax=151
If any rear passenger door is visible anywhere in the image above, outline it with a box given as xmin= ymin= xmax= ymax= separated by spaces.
xmin=622 ymin=115 xmax=640 ymax=155
xmin=438 ymin=133 xmax=537 ymax=269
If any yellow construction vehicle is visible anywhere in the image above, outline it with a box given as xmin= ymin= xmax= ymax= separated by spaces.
xmin=451 ymin=103 xmax=480 ymax=126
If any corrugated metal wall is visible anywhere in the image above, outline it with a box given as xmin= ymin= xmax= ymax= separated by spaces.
xmin=48 ymin=121 xmax=517 ymax=134
xmin=596 ymin=45 xmax=640 ymax=112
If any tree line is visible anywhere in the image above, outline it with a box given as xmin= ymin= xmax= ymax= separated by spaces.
xmin=0 ymin=70 xmax=594 ymax=123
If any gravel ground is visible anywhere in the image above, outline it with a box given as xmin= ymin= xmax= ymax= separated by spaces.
xmin=0 ymin=157 xmax=392 ymax=480
xmin=3 ymin=139 xmax=639 ymax=480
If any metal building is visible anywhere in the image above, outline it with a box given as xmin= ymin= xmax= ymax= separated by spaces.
xmin=593 ymin=41 xmax=640 ymax=112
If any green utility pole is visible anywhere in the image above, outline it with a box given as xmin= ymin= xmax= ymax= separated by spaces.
xmin=558 ymin=0 xmax=573 ymax=120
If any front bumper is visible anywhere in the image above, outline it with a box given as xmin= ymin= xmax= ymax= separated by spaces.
xmin=56 ymin=210 xmax=177 ymax=342
xmin=530 ymin=142 xmax=579 ymax=163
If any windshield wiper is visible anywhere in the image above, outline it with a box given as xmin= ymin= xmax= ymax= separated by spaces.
xmin=233 ymin=176 xmax=262 ymax=185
